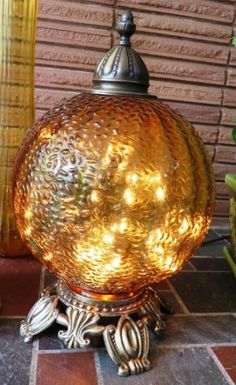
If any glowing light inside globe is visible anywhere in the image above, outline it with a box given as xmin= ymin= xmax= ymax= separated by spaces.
xmin=13 ymin=94 xmax=215 ymax=294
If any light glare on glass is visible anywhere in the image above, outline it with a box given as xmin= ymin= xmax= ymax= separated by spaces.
xmin=13 ymin=94 xmax=215 ymax=294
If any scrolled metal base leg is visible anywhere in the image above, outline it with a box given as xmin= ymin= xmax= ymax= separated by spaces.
xmin=104 ymin=316 xmax=151 ymax=376
xmin=20 ymin=281 xmax=170 ymax=376
xmin=139 ymin=286 xmax=169 ymax=335
xmin=20 ymin=282 xmax=105 ymax=347
xmin=20 ymin=284 xmax=60 ymax=342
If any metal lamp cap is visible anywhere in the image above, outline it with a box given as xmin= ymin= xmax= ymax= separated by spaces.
xmin=92 ymin=11 xmax=152 ymax=97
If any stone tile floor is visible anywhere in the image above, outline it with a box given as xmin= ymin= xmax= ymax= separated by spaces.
xmin=0 ymin=229 xmax=235 ymax=385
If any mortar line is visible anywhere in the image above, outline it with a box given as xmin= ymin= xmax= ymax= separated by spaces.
xmin=37 ymin=342 xmax=236 ymax=355
xmin=173 ymin=312 xmax=236 ymax=317
xmin=94 ymin=351 xmax=105 ymax=385
xmin=179 ymin=269 xmax=231 ymax=273
xmin=38 ymin=347 xmax=105 ymax=354
xmin=29 ymin=340 xmax=39 ymax=385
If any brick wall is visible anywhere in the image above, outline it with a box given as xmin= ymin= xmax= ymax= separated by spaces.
xmin=35 ymin=0 xmax=236 ymax=226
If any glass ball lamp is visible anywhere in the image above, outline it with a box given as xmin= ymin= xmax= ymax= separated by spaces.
xmin=13 ymin=11 xmax=215 ymax=376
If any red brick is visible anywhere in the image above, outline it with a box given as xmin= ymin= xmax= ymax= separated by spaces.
xmin=221 ymin=108 xmax=236 ymax=126
xmin=35 ymin=67 xmax=92 ymax=91
xmin=216 ymin=182 xmax=230 ymax=198
xmin=229 ymin=47 xmax=236 ymax=67
xmin=36 ymin=352 xmax=98 ymax=385
xmin=194 ymin=125 xmax=218 ymax=143
xmin=0 ymin=257 xmax=41 ymax=316
xmin=168 ymin=102 xmax=220 ymax=124
xmin=215 ymin=145 xmax=236 ymax=163
xmin=116 ymin=10 xmax=232 ymax=43
xmin=151 ymin=80 xmax=222 ymax=105
xmin=38 ymin=1 xmax=113 ymax=28
xmin=36 ymin=109 xmax=47 ymax=120
xmin=227 ymin=369 xmax=236 ymax=384
xmin=226 ymin=67 xmax=236 ymax=87
xmin=212 ymin=346 xmax=236 ymax=370
xmin=219 ymin=126 xmax=235 ymax=144
xmin=131 ymin=34 xmax=229 ymax=65
xmin=214 ymin=162 xmax=236 ymax=180
xmin=146 ymin=57 xmax=225 ymax=85
xmin=36 ymin=89 xmax=77 ymax=109
xmin=36 ymin=44 xmax=104 ymax=70
xmin=215 ymin=199 xmax=229 ymax=216
xmin=223 ymin=88 xmax=236 ymax=107
xmin=36 ymin=21 xmax=111 ymax=50
xmin=212 ymin=216 xmax=228 ymax=226
xmin=116 ymin=0 xmax=235 ymax=23
xmin=79 ymin=0 xmax=114 ymax=3
xmin=206 ymin=145 xmax=215 ymax=160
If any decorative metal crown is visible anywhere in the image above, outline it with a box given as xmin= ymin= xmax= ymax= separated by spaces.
xmin=92 ymin=10 xmax=151 ymax=97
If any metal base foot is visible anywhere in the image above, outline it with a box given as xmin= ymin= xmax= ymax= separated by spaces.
xmin=20 ymin=281 xmax=170 ymax=376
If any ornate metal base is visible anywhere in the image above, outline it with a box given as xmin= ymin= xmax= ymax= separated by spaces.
xmin=20 ymin=281 xmax=171 ymax=376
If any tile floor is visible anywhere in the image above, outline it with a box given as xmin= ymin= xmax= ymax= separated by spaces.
xmin=0 ymin=229 xmax=235 ymax=385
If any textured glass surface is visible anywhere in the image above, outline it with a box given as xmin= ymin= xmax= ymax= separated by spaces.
xmin=0 ymin=0 xmax=37 ymax=257
xmin=13 ymin=94 xmax=215 ymax=293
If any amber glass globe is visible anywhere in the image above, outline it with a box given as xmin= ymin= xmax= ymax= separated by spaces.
xmin=12 ymin=93 xmax=215 ymax=294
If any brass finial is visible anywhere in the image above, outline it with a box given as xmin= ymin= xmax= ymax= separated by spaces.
xmin=117 ymin=10 xmax=136 ymax=47
xmin=92 ymin=11 xmax=154 ymax=98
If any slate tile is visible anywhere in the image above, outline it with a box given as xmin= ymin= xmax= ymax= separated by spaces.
xmin=214 ymin=228 xmax=230 ymax=236
xmin=160 ymin=291 xmax=184 ymax=314
xmin=97 ymin=347 xmax=230 ymax=385
xmin=0 ymin=319 xmax=32 ymax=385
xmin=154 ymin=315 xmax=236 ymax=346
xmin=191 ymin=257 xmax=230 ymax=271
xmin=0 ymin=257 xmax=41 ymax=316
xmin=36 ymin=352 xmax=98 ymax=385
xmin=200 ymin=229 xmax=218 ymax=242
xmin=170 ymin=272 xmax=236 ymax=312
xmin=182 ymin=261 xmax=195 ymax=271
xmin=195 ymin=230 xmax=228 ymax=257
xmin=195 ymin=240 xmax=228 ymax=257
xmin=38 ymin=324 xmax=65 ymax=350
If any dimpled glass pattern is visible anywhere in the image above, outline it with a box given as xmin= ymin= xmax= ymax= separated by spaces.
xmin=13 ymin=94 xmax=215 ymax=294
